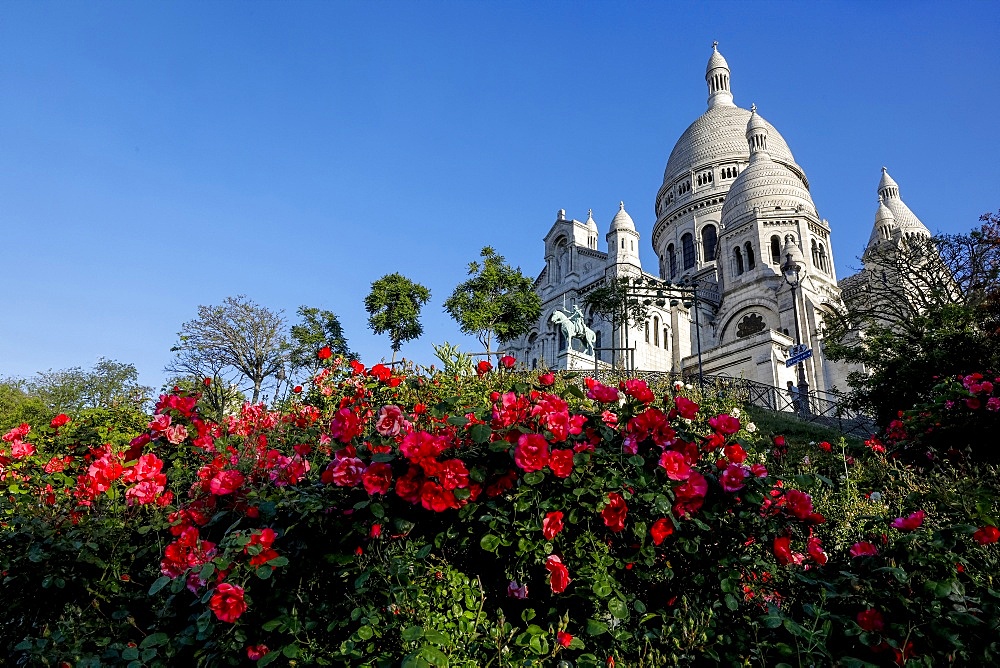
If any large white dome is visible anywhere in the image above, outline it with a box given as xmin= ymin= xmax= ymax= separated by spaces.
xmin=720 ymin=151 xmax=817 ymax=225
xmin=662 ymin=105 xmax=799 ymax=185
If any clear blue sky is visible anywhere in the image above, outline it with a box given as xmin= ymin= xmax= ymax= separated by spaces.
xmin=2 ymin=1 xmax=998 ymax=390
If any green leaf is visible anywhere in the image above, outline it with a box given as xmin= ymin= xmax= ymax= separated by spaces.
xmin=358 ymin=625 xmax=374 ymax=640
xmin=370 ymin=502 xmax=385 ymax=518
xmin=419 ymin=645 xmax=450 ymax=666
xmin=423 ymin=629 xmax=451 ymax=646
xmin=148 ymin=576 xmax=171 ymax=596
xmin=415 ymin=544 xmax=432 ymax=559
xmin=480 ymin=534 xmax=501 ymax=552
xmin=257 ymin=651 xmax=282 ymax=667
xmin=372 ymin=452 xmax=395 ymax=463
xmin=447 ymin=415 xmax=470 ymax=427
xmin=592 ymin=580 xmax=612 ymax=598
xmin=122 ymin=647 xmax=139 ymax=661
xmin=586 ymin=619 xmax=608 ymax=635
xmin=402 ymin=625 xmax=424 ymax=642
xmin=470 ymin=423 xmax=492 ymax=444
xmin=139 ymin=633 xmax=169 ymax=649
xmin=269 ymin=556 xmax=289 ymax=567
xmin=608 ymin=598 xmax=629 ymax=619
xmin=523 ymin=471 xmax=545 ymax=485
xmin=282 ymin=644 xmax=299 ymax=658
xmin=256 ymin=565 xmax=273 ymax=580
xmin=262 ymin=618 xmax=284 ymax=632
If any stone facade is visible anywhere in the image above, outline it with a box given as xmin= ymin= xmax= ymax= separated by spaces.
xmin=507 ymin=44 xmax=929 ymax=395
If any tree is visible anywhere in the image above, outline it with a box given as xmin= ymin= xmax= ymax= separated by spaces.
xmin=23 ymin=358 xmax=153 ymax=413
xmin=444 ymin=247 xmax=541 ymax=356
xmin=365 ymin=273 xmax=431 ymax=362
xmin=824 ymin=212 xmax=1000 ymax=426
xmin=167 ymin=295 xmax=287 ymax=405
xmin=583 ymin=276 xmax=651 ymax=365
xmin=288 ymin=306 xmax=354 ymax=376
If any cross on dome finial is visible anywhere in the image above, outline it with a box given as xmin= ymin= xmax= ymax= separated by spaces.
xmin=750 ymin=102 xmax=756 ymax=114
xmin=712 ymin=40 xmax=718 ymax=50
xmin=588 ymin=208 xmax=593 ymax=218
xmin=619 ymin=201 xmax=625 ymax=209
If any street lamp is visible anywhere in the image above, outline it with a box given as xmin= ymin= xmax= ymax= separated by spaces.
xmin=781 ymin=236 xmax=810 ymax=413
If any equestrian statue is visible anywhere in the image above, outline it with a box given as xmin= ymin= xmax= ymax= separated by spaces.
xmin=550 ymin=305 xmax=596 ymax=357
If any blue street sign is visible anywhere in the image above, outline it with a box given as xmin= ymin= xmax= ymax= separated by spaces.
xmin=786 ymin=348 xmax=813 ymax=367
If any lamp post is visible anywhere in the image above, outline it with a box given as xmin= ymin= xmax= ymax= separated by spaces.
xmin=781 ymin=237 xmax=810 ymax=414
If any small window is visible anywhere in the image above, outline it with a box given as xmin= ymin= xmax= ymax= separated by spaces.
xmin=770 ymin=235 xmax=781 ymax=265
xmin=701 ymin=225 xmax=718 ymax=263
xmin=682 ymin=233 xmax=695 ymax=270
xmin=734 ymin=247 xmax=744 ymax=275
xmin=645 ymin=322 xmax=650 ymax=343
xmin=668 ymin=244 xmax=677 ymax=278
xmin=745 ymin=242 xmax=756 ymax=270
xmin=663 ymin=328 xmax=668 ymax=348
xmin=653 ymin=316 xmax=660 ymax=347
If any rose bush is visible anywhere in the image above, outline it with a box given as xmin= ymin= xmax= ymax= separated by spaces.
xmin=1 ymin=361 xmax=999 ymax=666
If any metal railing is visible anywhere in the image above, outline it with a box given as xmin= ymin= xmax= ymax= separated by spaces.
xmin=587 ymin=369 xmax=876 ymax=439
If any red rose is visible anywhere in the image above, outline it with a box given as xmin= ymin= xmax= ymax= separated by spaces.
xmin=850 ymin=541 xmax=878 ymax=557
xmin=673 ymin=471 xmax=708 ymax=517
xmin=543 ymin=511 xmax=564 ymax=540
xmin=720 ymin=464 xmax=748 ymax=493
xmin=650 ymin=518 xmax=674 ymax=545
xmin=856 ymin=608 xmax=885 ymax=632
xmin=548 ymin=449 xmax=574 ymax=478
xmin=674 ymin=396 xmax=699 ymax=419
xmin=774 ymin=536 xmax=794 ymax=565
xmin=317 ymin=346 xmax=332 ymax=360
xmin=807 ymin=535 xmax=828 ymax=565
xmin=544 ymin=554 xmax=571 ymax=593
xmin=538 ymin=372 xmax=555 ymax=386
xmin=325 ymin=457 xmax=364 ymax=487
xmin=209 ymin=583 xmax=247 ymax=623
xmin=817 ymin=441 xmax=832 ymax=452
xmin=708 ymin=413 xmax=741 ymax=435
xmin=891 ymin=510 xmax=925 ymax=532
xmin=476 ymin=360 xmax=493 ymax=376
xmin=420 ymin=480 xmax=457 ymax=512
xmin=601 ymin=492 xmax=628 ymax=533
xmin=500 ymin=355 xmax=516 ymax=369
xmin=362 ymin=462 xmax=393 ymax=495
xmin=658 ymin=450 xmax=691 ymax=481
xmin=292 ymin=385 xmax=302 ymax=394
xmin=783 ymin=489 xmax=814 ymax=520
xmin=514 ymin=433 xmax=550 ymax=473
xmin=246 ymin=644 xmax=269 ymax=661
xmin=973 ymin=525 xmax=1000 ymax=545
xmin=724 ymin=443 xmax=747 ymax=464
xmin=50 ymin=414 xmax=70 ymax=428
xmin=209 ymin=469 xmax=245 ymax=496
xmin=557 ymin=631 xmax=573 ymax=648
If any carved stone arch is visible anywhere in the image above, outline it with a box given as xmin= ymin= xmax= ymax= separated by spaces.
xmin=717 ymin=300 xmax=779 ymax=343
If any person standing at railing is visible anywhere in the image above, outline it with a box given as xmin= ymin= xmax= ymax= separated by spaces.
xmin=786 ymin=380 xmax=802 ymax=413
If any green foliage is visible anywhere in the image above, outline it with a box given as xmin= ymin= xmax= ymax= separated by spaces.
xmin=288 ymin=305 xmax=355 ymax=374
xmin=0 ymin=380 xmax=49 ymax=432
xmin=16 ymin=358 xmax=152 ymax=414
xmin=825 ymin=215 xmax=1000 ymax=426
xmin=365 ymin=273 xmax=431 ymax=361
xmin=443 ymin=246 xmax=541 ymax=355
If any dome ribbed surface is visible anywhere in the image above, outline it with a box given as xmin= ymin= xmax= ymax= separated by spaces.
xmin=866 ymin=201 xmax=896 ymax=248
xmin=610 ymin=202 xmax=636 ymax=232
xmin=720 ymin=153 xmax=817 ymax=223
xmin=662 ymin=106 xmax=798 ymax=186
xmin=707 ymin=48 xmax=729 ymax=73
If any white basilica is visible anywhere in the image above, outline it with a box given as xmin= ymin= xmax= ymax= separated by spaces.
xmin=507 ymin=43 xmax=931 ymax=396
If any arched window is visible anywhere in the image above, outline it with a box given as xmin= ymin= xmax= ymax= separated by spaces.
xmin=682 ymin=233 xmax=695 ymax=270
xmin=645 ymin=322 xmax=650 ymax=343
xmin=770 ymin=235 xmax=781 ymax=265
xmin=663 ymin=328 xmax=668 ymax=348
xmin=745 ymin=242 xmax=756 ymax=270
xmin=734 ymin=247 xmax=744 ymax=275
xmin=653 ymin=316 xmax=660 ymax=347
xmin=701 ymin=225 xmax=718 ymax=263
xmin=819 ymin=243 xmax=829 ymax=273
xmin=667 ymin=244 xmax=677 ymax=278
xmin=595 ymin=331 xmax=603 ymax=361
xmin=811 ymin=239 xmax=819 ymax=267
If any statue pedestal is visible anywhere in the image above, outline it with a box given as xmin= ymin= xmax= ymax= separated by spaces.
xmin=557 ymin=349 xmax=609 ymax=371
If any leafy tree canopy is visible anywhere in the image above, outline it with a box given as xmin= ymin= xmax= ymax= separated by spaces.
xmin=443 ymin=247 xmax=541 ymax=355
xmin=583 ymin=276 xmax=651 ymax=354
xmin=365 ymin=273 xmax=431 ymax=362
xmin=824 ymin=211 xmax=1000 ymax=426
xmin=288 ymin=306 xmax=354 ymax=375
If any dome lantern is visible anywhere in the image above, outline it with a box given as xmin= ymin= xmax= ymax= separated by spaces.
xmin=706 ymin=41 xmax=734 ymax=109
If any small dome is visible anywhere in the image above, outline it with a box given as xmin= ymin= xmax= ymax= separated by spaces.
xmin=610 ymin=201 xmax=636 ymax=232
xmin=746 ymin=103 xmax=768 ymax=135
xmin=706 ymin=42 xmax=729 ymax=73
xmin=586 ymin=208 xmax=599 ymax=231
xmin=876 ymin=168 xmax=931 ymax=238
xmin=720 ymin=156 xmax=817 ymax=225
xmin=865 ymin=198 xmax=897 ymax=250
xmin=878 ymin=166 xmax=898 ymax=194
